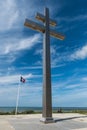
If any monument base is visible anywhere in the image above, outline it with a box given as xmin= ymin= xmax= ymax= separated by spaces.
xmin=40 ymin=117 xmax=55 ymax=123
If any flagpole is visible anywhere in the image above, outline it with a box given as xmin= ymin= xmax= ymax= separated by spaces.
xmin=15 ymin=80 xmax=20 ymax=115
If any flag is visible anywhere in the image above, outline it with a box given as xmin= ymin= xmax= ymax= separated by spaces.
xmin=20 ymin=76 xmax=25 ymax=83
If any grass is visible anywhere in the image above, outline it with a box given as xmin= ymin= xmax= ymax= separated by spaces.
xmin=0 ymin=109 xmax=87 ymax=115
xmin=56 ymin=108 xmax=87 ymax=115
xmin=0 ymin=110 xmax=35 ymax=115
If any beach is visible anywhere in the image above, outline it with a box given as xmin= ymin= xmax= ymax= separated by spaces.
xmin=0 ymin=113 xmax=87 ymax=130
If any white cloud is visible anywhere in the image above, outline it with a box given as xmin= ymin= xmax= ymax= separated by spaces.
xmin=18 ymin=64 xmax=65 ymax=71
xmin=58 ymin=14 xmax=87 ymax=23
xmin=52 ymin=74 xmax=87 ymax=90
xmin=35 ymin=49 xmax=42 ymax=55
xmin=82 ymin=77 xmax=87 ymax=81
xmin=0 ymin=72 xmax=63 ymax=85
xmin=35 ymin=45 xmax=63 ymax=66
xmin=2 ymin=34 xmax=41 ymax=55
xmin=52 ymin=64 xmax=65 ymax=68
xmin=57 ymin=14 xmax=87 ymax=32
xmin=24 ymin=73 xmax=33 ymax=79
xmin=52 ymin=75 xmax=87 ymax=107
xmin=0 ymin=0 xmax=49 ymax=31
xmin=0 ymin=34 xmax=41 ymax=63
xmin=23 ymin=66 xmax=42 ymax=70
xmin=51 ymin=46 xmax=57 ymax=55
xmin=52 ymin=88 xmax=87 ymax=107
xmin=52 ymin=74 xmax=63 ymax=77
xmin=0 ymin=0 xmax=19 ymax=31
xmin=0 ymin=73 xmax=32 ymax=84
xmin=71 ymin=45 xmax=87 ymax=60
xmin=35 ymin=45 xmax=57 ymax=56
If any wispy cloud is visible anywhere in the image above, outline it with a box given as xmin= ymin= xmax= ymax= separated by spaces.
xmin=52 ymin=87 xmax=87 ymax=107
xmin=58 ymin=14 xmax=87 ymax=23
xmin=0 ymin=0 xmax=48 ymax=31
xmin=0 ymin=0 xmax=19 ymax=31
xmin=52 ymin=74 xmax=87 ymax=107
xmin=82 ymin=77 xmax=87 ymax=81
xmin=35 ymin=42 xmax=87 ymax=63
xmin=0 ymin=34 xmax=41 ymax=64
xmin=35 ymin=45 xmax=66 ymax=66
xmin=0 ymin=34 xmax=41 ymax=55
xmin=0 ymin=73 xmax=32 ymax=84
xmin=71 ymin=44 xmax=87 ymax=60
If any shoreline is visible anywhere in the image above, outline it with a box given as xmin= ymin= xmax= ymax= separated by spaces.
xmin=0 ymin=106 xmax=87 ymax=113
xmin=0 ymin=108 xmax=87 ymax=115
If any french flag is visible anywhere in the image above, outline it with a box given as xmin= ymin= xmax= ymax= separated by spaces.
xmin=20 ymin=76 xmax=25 ymax=83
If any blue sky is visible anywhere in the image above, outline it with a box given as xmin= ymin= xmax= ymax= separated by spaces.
xmin=0 ymin=0 xmax=87 ymax=107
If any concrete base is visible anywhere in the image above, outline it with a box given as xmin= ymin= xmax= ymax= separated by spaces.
xmin=40 ymin=117 xmax=55 ymax=123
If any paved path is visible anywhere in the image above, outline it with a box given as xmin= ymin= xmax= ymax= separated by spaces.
xmin=0 ymin=114 xmax=87 ymax=130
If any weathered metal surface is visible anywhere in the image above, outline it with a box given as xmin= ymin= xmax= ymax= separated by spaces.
xmin=24 ymin=19 xmax=45 ymax=33
xmin=24 ymin=19 xmax=64 ymax=40
xmin=35 ymin=12 xmax=57 ymax=26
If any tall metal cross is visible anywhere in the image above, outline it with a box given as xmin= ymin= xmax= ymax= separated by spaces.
xmin=24 ymin=8 xmax=65 ymax=123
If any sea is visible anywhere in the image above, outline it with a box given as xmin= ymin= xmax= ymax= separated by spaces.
xmin=0 ymin=107 xmax=87 ymax=113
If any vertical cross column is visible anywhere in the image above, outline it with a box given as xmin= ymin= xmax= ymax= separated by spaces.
xmin=24 ymin=7 xmax=65 ymax=123
xmin=41 ymin=8 xmax=54 ymax=123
